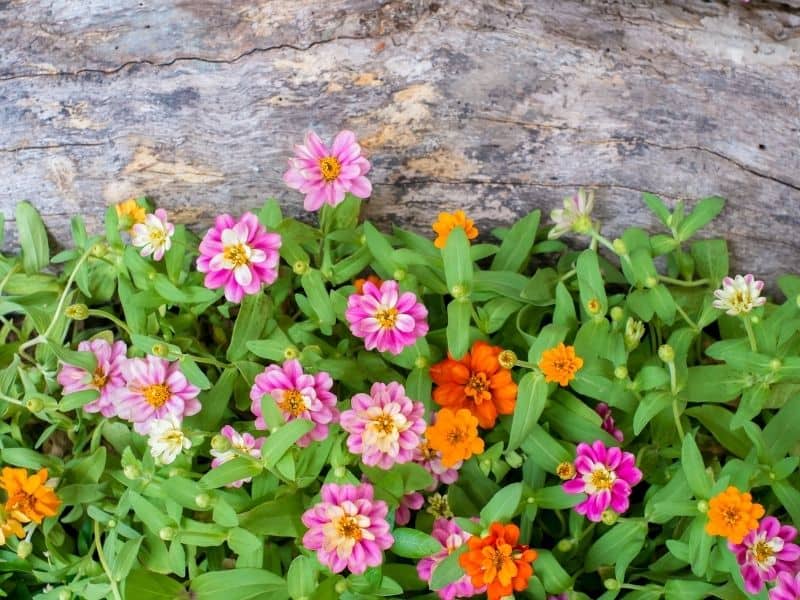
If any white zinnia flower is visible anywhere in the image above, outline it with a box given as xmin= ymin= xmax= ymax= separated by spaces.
xmin=147 ymin=414 xmax=191 ymax=465
xmin=712 ymin=274 xmax=767 ymax=316
xmin=131 ymin=208 xmax=175 ymax=261
xmin=548 ymin=188 xmax=595 ymax=239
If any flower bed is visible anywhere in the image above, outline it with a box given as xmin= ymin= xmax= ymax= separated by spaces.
xmin=0 ymin=130 xmax=798 ymax=600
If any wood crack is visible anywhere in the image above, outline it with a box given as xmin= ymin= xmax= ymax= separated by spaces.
xmin=0 ymin=140 xmax=110 ymax=153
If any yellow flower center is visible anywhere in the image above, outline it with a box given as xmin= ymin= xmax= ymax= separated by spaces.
xmin=375 ymin=307 xmax=398 ymax=329
xmin=751 ymin=540 xmax=774 ymax=565
xmin=319 ymin=156 xmax=342 ymax=182
xmin=143 ymin=384 xmax=171 ymax=408
xmin=149 ymin=228 xmax=167 ymax=245
xmin=372 ymin=413 xmax=397 ymax=435
xmin=6 ymin=492 xmax=34 ymax=521
xmin=92 ymin=367 xmax=108 ymax=390
xmin=557 ymin=462 xmax=576 ymax=480
xmin=590 ymin=467 xmax=614 ymax=491
xmin=465 ymin=373 xmax=489 ymax=401
xmin=223 ymin=243 xmax=250 ymax=268
xmin=336 ymin=515 xmax=363 ymax=541
xmin=446 ymin=427 xmax=466 ymax=445
xmin=730 ymin=290 xmax=752 ymax=313
xmin=278 ymin=389 xmax=306 ymax=417
xmin=419 ymin=440 xmax=436 ymax=460
xmin=723 ymin=506 xmax=741 ymax=527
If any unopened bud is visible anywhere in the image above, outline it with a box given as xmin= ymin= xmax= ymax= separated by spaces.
xmin=450 ymin=284 xmax=469 ymax=300
xmin=586 ymin=298 xmax=602 ymax=315
xmin=750 ymin=314 xmax=760 ymax=325
xmin=414 ymin=356 xmax=429 ymax=369
xmin=65 ymin=304 xmax=89 ymax=320
xmin=107 ymin=519 xmax=117 ymax=528
xmin=25 ymin=396 xmax=45 ymax=413
xmin=556 ymin=462 xmax=576 ymax=480
xmin=393 ymin=269 xmax=406 ymax=281
xmin=59 ymin=591 xmax=72 ymax=600
xmin=16 ymin=540 xmax=32 ymax=559
xmin=624 ymin=318 xmax=645 ymax=350
xmin=123 ymin=464 xmax=141 ymax=480
xmin=696 ymin=500 xmax=709 ymax=513
xmin=90 ymin=243 xmax=108 ymax=258
xmin=556 ymin=538 xmax=574 ymax=552
xmin=211 ymin=435 xmax=231 ymax=453
xmin=159 ymin=527 xmax=175 ymax=541
xmin=335 ymin=580 xmax=348 ymax=594
xmin=498 ymin=350 xmax=517 ymax=370
xmin=612 ymin=238 xmax=628 ymax=255
xmin=604 ymin=578 xmax=620 ymax=591
xmin=645 ymin=276 xmax=658 ymax=289
xmin=769 ymin=359 xmax=782 ymax=372
xmin=195 ymin=493 xmax=212 ymax=509
xmin=614 ymin=366 xmax=628 ymax=380
xmin=334 ymin=466 xmax=346 ymax=478
xmin=151 ymin=343 xmax=169 ymax=358
xmin=292 ymin=261 xmax=309 ymax=275
xmin=610 ymin=306 xmax=624 ymax=322
xmin=283 ymin=346 xmax=299 ymax=361
xmin=601 ymin=509 xmax=618 ymax=525
xmin=658 ymin=344 xmax=675 ymax=363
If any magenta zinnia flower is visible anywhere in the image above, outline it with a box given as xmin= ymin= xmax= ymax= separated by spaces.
xmin=729 ymin=516 xmax=800 ymax=594
xmin=196 ymin=212 xmax=281 ymax=303
xmin=396 ymin=492 xmax=424 ymax=526
xmin=562 ymin=440 xmax=642 ymax=522
xmin=772 ymin=571 xmax=800 ymax=600
xmin=250 ymin=359 xmax=338 ymax=447
xmin=595 ymin=402 xmax=624 ymax=443
xmin=117 ymin=356 xmax=201 ymax=434
xmin=340 ymin=381 xmax=426 ymax=469
xmin=210 ymin=425 xmax=266 ymax=488
xmin=57 ymin=338 xmax=127 ymax=417
xmin=301 ymin=483 xmax=393 ymax=574
xmin=345 ymin=279 xmax=428 ymax=355
xmin=283 ymin=130 xmax=372 ymax=211
xmin=417 ymin=518 xmax=485 ymax=600
xmin=414 ymin=437 xmax=461 ymax=491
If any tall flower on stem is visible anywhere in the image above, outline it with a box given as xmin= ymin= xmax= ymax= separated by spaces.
xmin=417 ymin=518 xmax=485 ymax=600
xmin=340 ymin=382 xmax=426 ymax=469
xmin=117 ymin=356 xmax=201 ymax=434
xmin=345 ymin=279 xmax=429 ymax=355
xmin=548 ymin=188 xmax=595 ymax=239
xmin=131 ymin=208 xmax=175 ymax=261
xmin=0 ymin=468 xmax=60 ymax=525
xmin=712 ymin=274 xmax=766 ymax=316
xmin=250 ymin=360 xmax=338 ymax=447
xmin=538 ymin=343 xmax=583 ymax=387
xmin=459 ymin=523 xmax=537 ymax=600
xmin=210 ymin=425 xmax=266 ymax=488
xmin=430 ymin=340 xmax=517 ymax=429
xmin=562 ymin=441 xmax=642 ymax=522
xmin=301 ymin=483 xmax=393 ymax=574
xmin=425 ymin=408 xmax=484 ymax=468
xmin=705 ymin=486 xmax=765 ymax=544
xmin=196 ymin=212 xmax=282 ymax=303
xmin=729 ymin=516 xmax=800 ymax=594
xmin=57 ymin=338 xmax=127 ymax=417
xmin=432 ymin=210 xmax=479 ymax=249
xmin=283 ymin=130 xmax=372 ymax=211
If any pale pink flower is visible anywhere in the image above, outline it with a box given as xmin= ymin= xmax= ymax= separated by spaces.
xmin=712 ymin=274 xmax=767 ymax=316
xmin=56 ymin=338 xmax=127 ymax=417
xmin=417 ymin=519 xmax=485 ymax=600
xmin=563 ymin=440 xmax=642 ymax=522
xmin=345 ymin=279 xmax=428 ymax=355
xmin=414 ymin=438 xmax=461 ymax=491
xmin=117 ymin=356 xmax=201 ymax=434
xmin=283 ymin=130 xmax=372 ymax=211
xmin=548 ymin=188 xmax=595 ymax=239
xmin=130 ymin=208 xmax=174 ymax=261
xmin=196 ymin=212 xmax=282 ymax=303
xmin=210 ymin=425 xmax=266 ymax=488
xmin=249 ymin=359 xmax=338 ymax=447
xmin=340 ymin=382 xmax=426 ymax=469
xmin=396 ymin=492 xmax=424 ymax=526
xmin=729 ymin=517 xmax=800 ymax=594
xmin=301 ymin=483 xmax=393 ymax=574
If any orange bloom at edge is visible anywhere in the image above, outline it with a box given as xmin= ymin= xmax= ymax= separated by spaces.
xmin=459 ymin=523 xmax=538 ymax=600
xmin=430 ymin=340 xmax=518 ymax=429
xmin=0 ymin=507 xmax=25 ymax=545
xmin=538 ymin=342 xmax=583 ymax=387
xmin=354 ymin=274 xmax=383 ymax=295
xmin=432 ymin=210 xmax=479 ymax=249
xmin=705 ymin=485 xmax=764 ymax=544
xmin=426 ymin=408 xmax=484 ymax=467
xmin=115 ymin=198 xmax=147 ymax=229
xmin=0 ymin=467 xmax=60 ymax=525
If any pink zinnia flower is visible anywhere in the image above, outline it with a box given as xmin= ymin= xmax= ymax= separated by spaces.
xmin=249 ymin=359 xmax=338 ymax=447
xmin=417 ymin=518 xmax=486 ymax=600
xmin=196 ymin=212 xmax=281 ymax=303
xmin=131 ymin=208 xmax=174 ymax=261
xmin=345 ymin=280 xmax=428 ymax=355
xmin=729 ymin=517 xmax=800 ymax=594
xmin=283 ymin=130 xmax=372 ymax=211
xmin=595 ymin=402 xmax=624 ymax=443
xmin=117 ymin=356 xmax=201 ymax=434
xmin=210 ymin=425 xmax=266 ymax=488
xmin=57 ymin=338 xmax=127 ymax=417
xmin=301 ymin=482 xmax=393 ymax=574
xmin=771 ymin=572 xmax=800 ymax=600
xmin=562 ymin=440 xmax=642 ymax=522
xmin=414 ymin=437 xmax=461 ymax=491
xmin=340 ymin=382 xmax=426 ymax=469
xmin=712 ymin=274 xmax=766 ymax=316
xmin=396 ymin=492 xmax=424 ymax=526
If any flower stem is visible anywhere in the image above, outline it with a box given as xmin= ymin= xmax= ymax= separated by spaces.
xmin=87 ymin=309 xmax=132 ymax=336
xmin=590 ymin=230 xmax=617 ymax=254
xmin=742 ymin=317 xmax=758 ymax=353
xmin=674 ymin=303 xmax=699 ymax=331
xmin=658 ymin=275 xmax=709 ymax=288
xmin=0 ymin=263 xmax=20 ymax=296
xmin=94 ymin=521 xmax=123 ymax=600
xmin=672 ymin=395 xmax=685 ymax=440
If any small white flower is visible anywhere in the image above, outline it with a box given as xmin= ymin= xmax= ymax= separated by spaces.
xmin=624 ymin=317 xmax=645 ymax=350
xmin=147 ymin=414 xmax=191 ymax=465
xmin=548 ymin=188 xmax=595 ymax=239
xmin=712 ymin=274 xmax=767 ymax=316
xmin=131 ymin=208 xmax=175 ymax=261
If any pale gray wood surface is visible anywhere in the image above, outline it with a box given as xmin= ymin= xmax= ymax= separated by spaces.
xmin=1 ymin=1 xmax=799 ymax=286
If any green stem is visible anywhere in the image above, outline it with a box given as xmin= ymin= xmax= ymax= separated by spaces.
xmin=590 ymin=230 xmax=617 ymax=254
xmin=743 ymin=317 xmax=758 ymax=353
xmin=558 ymin=268 xmax=576 ymax=283
xmin=672 ymin=395 xmax=685 ymax=440
xmin=183 ymin=353 xmax=233 ymax=370
xmin=675 ymin=303 xmax=699 ymax=331
xmin=87 ymin=309 xmax=132 ymax=336
xmin=667 ymin=360 xmax=678 ymax=395
xmin=658 ymin=275 xmax=709 ymax=288
xmin=94 ymin=521 xmax=123 ymax=600
xmin=0 ymin=263 xmax=20 ymax=296
xmin=514 ymin=360 xmax=540 ymax=371
xmin=0 ymin=391 xmax=25 ymax=407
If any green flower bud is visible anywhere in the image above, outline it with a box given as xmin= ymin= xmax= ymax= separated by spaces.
xmin=25 ymin=396 xmax=45 ymax=413
xmin=586 ymin=298 xmax=602 ymax=315
xmin=334 ymin=466 xmax=346 ymax=478
xmin=750 ymin=314 xmax=760 ymax=325
xmin=601 ymin=509 xmax=619 ymax=525
xmin=556 ymin=538 xmax=574 ymax=552
xmin=195 ymin=493 xmax=212 ymax=509
xmin=612 ymin=238 xmax=628 ymax=255
xmin=65 ymin=303 xmax=89 ymax=320
xmin=211 ymin=434 xmax=231 ymax=453
xmin=414 ymin=356 xmax=429 ymax=369
xmin=107 ymin=519 xmax=117 ymax=529
xmin=90 ymin=242 xmax=108 ymax=258
xmin=696 ymin=500 xmax=709 ymax=513
xmin=393 ymin=269 xmax=406 ymax=281
xmin=151 ymin=343 xmax=169 ymax=358
xmin=283 ymin=346 xmax=299 ymax=361
xmin=335 ymin=580 xmax=348 ymax=594
xmin=624 ymin=317 xmax=645 ymax=350
xmin=604 ymin=578 xmax=620 ymax=591
xmin=498 ymin=350 xmax=517 ymax=370
xmin=292 ymin=261 xmax=309 ymax=275
xmin=770 ymin=358 xmax=782 ymax=372
xmin=123 ymin=464 xmax=141 ymax=480
xmin=159 ymin=526 xmax=175 ymax=541
xmin=59 ymin=591 xmax=72 ymax=600
xmin=645 ymin=276 xmax=658 ymax=289
xmin=450 ymin=284 xmax=469 ymax=300
xmin=614 ymin=366 xmax=628 ymax=380
xmin=16 ymin=540 xmax=32 ymax=559
xmin=658 ymin=344 xmax=675 ymax=363
xmin=610 ymin=306 xmax=624 ymax=322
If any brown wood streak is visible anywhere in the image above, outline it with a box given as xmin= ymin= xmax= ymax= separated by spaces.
xmin=1 ymin=0 xmax=799 ymax=288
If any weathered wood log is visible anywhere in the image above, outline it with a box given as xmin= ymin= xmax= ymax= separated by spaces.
xmin=1 ymin=1 xmax=799 ymax=286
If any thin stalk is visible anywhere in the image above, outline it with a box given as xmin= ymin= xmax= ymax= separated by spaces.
xmin=742 ymin=317 xmax=758 ymax=352
xmin=87 ymin=309 xmax=132 ymax=337
xmin=658 ymin=275 xmax=709 ymax=288
xmin=94 ymin=521 xmax=122 ymax=600
xmin=675 ymin=303 xmax=699 ymax=331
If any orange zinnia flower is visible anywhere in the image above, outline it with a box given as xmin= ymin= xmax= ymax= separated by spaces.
xmin=115 ymin=199 xmax=147 ymax=229
xmin=354 ymin=274 xmax=383 ymax=295
xmin=0 ymin=467 xmax=60 ymax=525
xmin=538 ymin=342 xmax=583 ymax=387
xmin=705 ymin=486 xmax=764 ymax=544
xmin=430 ymin=340 xmax=517 ymax=429
xmin=0 ymin=506 xmax=24 ymax=545
xmin=432 ymin=210 xmax=479 ymax=249
xmin=459 ymin=523 xmax=538 ymax=600
xmin=425 ymin=408 xmax=485 ymax=467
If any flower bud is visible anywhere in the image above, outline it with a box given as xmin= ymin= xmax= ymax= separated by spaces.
xmin=414 ymin=356 xmax=429 ymax=369
xmin=333 ymin=466 xmax=346 ymax=478
xmin=90 ymin=242 xmax=108 ymax=258
xmin=292 ymin=261 xmax=309 ymax=275
xmin=645 ymin=276 xmax=658 ymax=289
xmin=107 ymin=519 xmax=117 ymax=529
xmin=556 ymin=462 xmax=576 ymax=480
xmin=211 ymin=435 xmax=231 ymax=453
xmin=601 ymin=509 xmax=619 ymax=525
xmin=696 ymin=500 xmax=709 ymax=513
xmin=335 ymin=580 xmax=348 ymax=594
xmin=151 ymin=343 xmax=170 ymax=358
xmin=658 ymin=344 xmax=675 ymax=363
xmin=556 ymin=538 xmax=574 ymax=552
xmin=25 ymin=396 xmax=45 ymax=413
xmin=195 ymin=493 xmax=212 ymax=509
xmin=769 ymin=358 xmax=782 ymax=372
xmin=612 ymin=238 xmax=628 ymax=255
xmin=59 ymin=591 xmax=72 ymax=600
xmin=450 ymin=284 xmax=469 ymax=300
xmin=497 ymin=350 xmax=517 ymax=370
xmin=159 ymin=526 xmax=175 ymax=541
xmin=586 ymin=298 xmax=602 ymax=315
xmin=614 ymin=366 xmax=628 ymax=380
xmin=750 ymin=314 xmax=760 ymax=325
xmin=283 ymin=346 xmax=299 ymax=361
xmin=604 ymin=578 xmax=620 ymax=591
xmin=393 ymin=269 xmax=406 ymax=281
xmin=16 ymin=540 xmax=32 ymax=559
xmin=123 ymin=464 xmax=141 ymax=480
xmin=65 ymin=303 xmax=89 ymax=320
xmin=610 ymin=306 xmax=624 ymax=322
xmin=624 ymin=318 xmax=645 ymax=350
xmin=573 ymin=214 xmax=593 ymax=234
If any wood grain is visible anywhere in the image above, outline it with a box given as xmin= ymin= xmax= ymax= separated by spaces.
xmin=1 ymin=0 xmax=799 ymax=286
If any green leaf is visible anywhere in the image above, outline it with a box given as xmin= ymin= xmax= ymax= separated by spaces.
xmin=190 ymin=368 xmax=237 ymax=432
xmin=287 ymin=555 xmax=318 ymax=599
xmin=681 ymin=434 xmax=711 ymax=498
xmin=15 ymin=201 xmax=50 ymax=273
xmin=125 ymin=569 xmax=185 ymax=599
xmin=129 ymin=491 xmax=172 ymax=534
xmin=691 ymin=239 xmax=729 ymax=284
xmin=507 ymin=372 xmax=547 ymax=452
xmin=764 ymin=399 xmax=800 ymax=460
xmin=534 ymin=549 xmax=571 ymax=593
xmin=111 ymin=536 xmax=143 ymax=582
xmin=685 ymin=406 xmax=750 ymax=458
xmin=642 ymin=193 xmax=671 ymax=226
xmin=446 ymin=299 xmax=472 ymax=360
xmin=772 ymin=479 xmax=800 ymax=526
xmin=633 ymin=391 xmax=672 ymax=435
xmin=650 ymin=284 xmax=676 ymax=324
xmin=191 ymin=569 xmax=289 ymax=600
xmin=480 ymin=482 xmax=523 ymax=524
xmin=430 ymin=545 xmax=467 ymax=590
xmin=442 ymin=226 xmax=473 ymax=293
xmin=391 ymin=528 xmax=442 ymax=559
xmin=47 ymin=341 xmax=98 ymax=374
xmin=238 ymin=496 xmax=304 ymax=537
xmin=262 ymin=419 xmax=314 ymax=469
xmin=531 ymin=486 xmax=581 ymax=510
xmin=198 ymin=457 xmax=263 ymax=489
xmin=59 ymin=388 xmax=101 ymax=412
xmin=363 ymin=221 xmax=400 ymax=275
xmin=687 ymin=516 xmax=713 ymax=577
xmin=677 ymin=197 xmax=725 ymax=242
xmin=491 ymin=209 xmax=540 ymax=272
xmin=586 ymin=520 xmax=648 ymax=582
xmin=520 ymin=425 xmax=571 ymax=471
xmin=179 ymin=357 xmax=212 ymax=390
xmin=576 ymin=250 xmax=607 ymax=316
xmin=301 ymin=269 xmax=336 ymax=327
xmin=227 ymin=292 xmax=272 ymax=361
